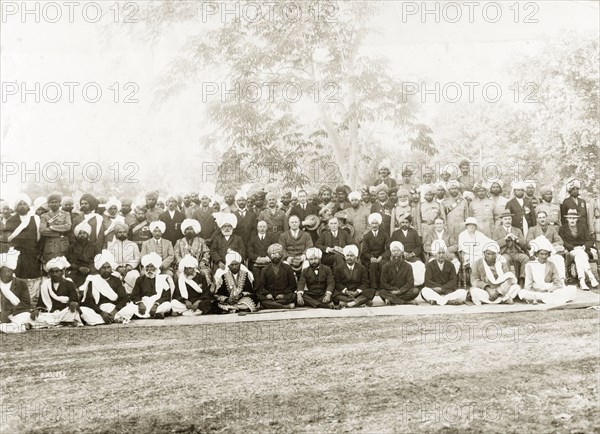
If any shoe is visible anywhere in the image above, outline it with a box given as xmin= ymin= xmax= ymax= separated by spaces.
xmin=365 ymin=300 xmax=373 ymax=307
xmin=503 ymin=298 xmax=514 ymax=305
xmin=580 ymin=279 xmax=590 ymax=291
xmin=428 ymin=300 xmax=437 ymax=305
xmin=154 ymin=313 xmax=165 ymax=319
xmin=446 ymin=300 xmax=463 ymax=306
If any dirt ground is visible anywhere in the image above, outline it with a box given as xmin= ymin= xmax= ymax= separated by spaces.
xmin=1 ymin=309 xmax=598 ymax=433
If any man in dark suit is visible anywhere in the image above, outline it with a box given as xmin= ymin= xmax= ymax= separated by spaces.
xmin=561 ymin=179 xmax=593 ymax=233
xmin=333 ymin=245 xmax=374 ymax=308
xmin=296 ymin=247 xmax=335 ymax=309
xmin=370 ymin=185 xmax=394 ymax=237
xmin=233 ymin=196 xmax=257 ymax=246
xmin=379 ymin=242 xmax=420 ymax=305
xmin=256 ymin=244 xmax=297 ymax=309
xmin=420 ymin=240 xmax=467 ymax=305
xmin=390 ymin=215 xmax=423 ymax=262
xmin=0 ymin=248 xmax=33 ymax=333
xmin=316 ymin=216 xmax=351 ymax=268
xmin=192 ymin=194 xmax=217 ymax=244
xmin=493 ymin=211 xmax=530 ymax=284
xmin=210 ymin=214 xmax=246 ymax=270
xmin=289 ymin=190 xmax=321 ymax=242
xmin=505 ymin=181 xmax=535 ymax=237
xmin=360 ymin=213 xmax=390 ymax=290
xmin=246 ymin=221 xmax=278 ymax=278
xmin=159 ymin=196 xmax=186 ymax=246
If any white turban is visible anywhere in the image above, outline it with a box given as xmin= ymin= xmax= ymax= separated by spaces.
xmin=483 ymin=241 xmax=500 ymax=254
xmin=141 ymin=252 xmax=162 ymax=269
xmin=523 ymin=180 xmax=536 ymax=189
xmin=529 ymin=236 xmax=555 ymax=255
xmin=94 ymin=250 xmax=118 ymax=270
xmin=149 ymin=221 xmax=166 ymax=233
xmin=33 ymin=197 xmax=46 ymax=210
xmin=181 ymin=218 xmax=201 ymax=235
xmin=368 ymin=213 xmax=382 ymax=224
xmin=178 ymin=254 xmax=199 ymax=273
xmin=488 ymin=179 xmax=504 ymax=189
xmin=44 ymin=256 xmax=70 ymax=272
xmin=13 ymin=193 xmax=32 ymax=209
xmin=74 ymin=222 xmax=92 ymax=236
xmin=566 ymin=179 xmax=581 ymax=192
xmin=217 ymin=212 xmax=237 ymax=229
xmin=390 ymin=241 xmax=404 ymax=252
xmin=447 ymin=180 xmax=460 ymax=189
xmin=343 ymin=245 xmax=359 ymax=257
xmin=225 ymin=251 xmax=242 ymax=266
xmin=348 ymin=191 xmax=361 ymax=201
xmin=511 ymin=181 xmax=526 ymax=190
xmin=305 ymin=247 xmax=322 ymax=259
xmin=431 ymin=240 xmax=447 ymax=254
xmin=0 ymin=248 xmax=20 ymax=270
xmin=378 ymin=159 xmax=391 ymax=171
xmin=104 ymin=197 xmax=122 ymax=210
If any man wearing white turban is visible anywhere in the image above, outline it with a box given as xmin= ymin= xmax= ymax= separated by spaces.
xmin=379 ymin=242 xmax=420 ymax=305
xmin=31 ymin=256 xmax=81 ymax=327
xmin=130 ymin=253 xmax=174 ymax=319
xmin=173 ymin=218 xmax=211 ymax=282
xmin=360 ymin=213 xmax=390 ymax=291
xmin=255 ymin=244 xmax=297 ymax=309
xmin=70 ymin=194 xmax=107 ymax=254
xmin=506 ymin=181 xmax=534 ymax=237
xmin=79 ymin=250 xmax=136 ymax=325
xmin=337 ymin=191 xmax=370 ymax=245
xmin=420 ymin=241 xmax=467 ymax=306
xmin=67 ymin=222 xmax=97 ymax=288
xmin=140 ymin=221 xmax=175 ymax=276
xmin=159 ymin=195 xmax=186 ymax=246
xmin=216 ymin=251 xmax=257 ymax=312
xmin=536 ymin=186 xmax=561 ymax=227
xmin=525 ymin=210 xmax=565 ymax=279
xmin=333 ymin=245 xmax=374 ymax=308
xmin=469 ymin=241 xmax=520 ymax=305
xmin=171 ymin=255 xmax=216 ymax=315
xmin=0 ymin=249 xmax=34 ymax=333
xmin=518 ymin=236 xmax=576 ymax=304
xmin=210 ymin=213 xmax=246 ymax=271
xmin=296 ymin=247 xmax=335 ymax=309
xmin=371 ymin=159 xmax=397 ymax=189
xmin=102 ymin=197 xmax=125 ymax=243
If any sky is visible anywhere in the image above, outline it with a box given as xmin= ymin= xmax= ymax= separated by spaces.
xmin=1 ymin=0 xmax=598 ymax=197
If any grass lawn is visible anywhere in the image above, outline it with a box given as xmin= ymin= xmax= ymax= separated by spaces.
xmin=1 ymin=309 xmax=599 ymax=433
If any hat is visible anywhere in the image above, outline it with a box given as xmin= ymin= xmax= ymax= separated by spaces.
xmin=498 ymin=211 xmax=513 ymax=219
xmin=145 ymin=191 xmax=159 ymax=200
xmin=423 ymin=166 xmax=434 ymax=175
xmin=447 ymin=180 xmax=460 ymax=189
xmin=0 ymin=248 xmax=20 ymax=270
xmin=141 ymin=252 xmax=162 ymax=268
xmin=368 ymin=213 xmax=382 ymax=224
xmin=511 ymin=181 xmax=526 ymax=190
xmin=431 ymin=240 xmax=447 ymax=254
xmin=523 ymin=180 xmax=536 ymax=189
xmin=464 ymin=217 xmax=478 ymax=227
xmin=489 ymin=180 xmax=504 ymax=189
xmin=267 ymin=243 xmax=283 ymax=256
xmin=94 ymin=250 xmax=118 ymax=270
xmin=178 ymin=255 xmax=199 ymax=273
xmin=13 ymin=193 xmax=32 ymax=209
xmin=539 ymin=186 xmax=553 ymax=195
xmin=343 ymin=245 xmax=359 ymax=257
xmin=80 ymin=194 xmax=99 ymax=211
xmin=74 ymin=222 xmax=92 ymax=236
xmin=47 ymin=192 xmax=62 ymax=203
xmin=529 ymin=236 xmax=555 ymax=255
xmin=368 ymin=186 xmax=378 ymax=194
xmin=566 ymin=179 xmax=581 ymax=192
xmin=390 ymin=241 xmax=404 ymax=252
xmin=44 ymin=256 xmax=70 ymax=272
xmin=375 ymin=184 xmax=389 ymax=194
xmin=305 ymin=247 xmax=322 ymax=259
xmin=224 ymin=188 xmax=237 ymax=197
xmin=459 ymin=159 xmax=470 ymax=167
xmin=378 ymin=159 xmax=391 ymax=171
xmin=113 ymin=221 xmax=129 ymax=232
xmin=396 ymin=188 xmax=410 ymax=197
xmin=401 ymin=168 xmax=413 ymax=176
xmin=181 ymin=218 xmax=201 ymax=235
xmin=104 ymin=197 xmax=122 ymax=210
xmin=225 ymin=251 xmax=242 ymax=267
xmin=564 ymin=209 xmax=580 ymax=219
xmin=216 ymin=212 xmax=237 ymax=229
xmin=265 ymin=191 xmax=278 ymax=200
xmin=303 ymin=215 xmax=321 ymax=231
xmin=149 ymin=221 xmax=166 ymax=233
xmin=348 ymin=191 xmax=361 ymax=201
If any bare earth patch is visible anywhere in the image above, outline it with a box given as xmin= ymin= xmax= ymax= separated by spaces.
xmin=1 ymin=310 xmax=598 ymax=433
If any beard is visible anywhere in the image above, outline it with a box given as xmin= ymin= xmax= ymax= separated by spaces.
xmin=117 ymin=235 xmax=128 ymax=241
xmin=271 ymin=256 xmax=281 ymax=264
xmin=146 ymin=271 xmax=156 ymax=279
xmin=310 ymin=262 xmax=320 ymax=269
xmin=397 ymin=199 xmax=409 ymax=207
xmin=185 ymin=271 xmax=197 ymax=279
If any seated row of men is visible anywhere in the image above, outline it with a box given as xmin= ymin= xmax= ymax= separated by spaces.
xmin=0 ymin=227 xmax=579 ymax=333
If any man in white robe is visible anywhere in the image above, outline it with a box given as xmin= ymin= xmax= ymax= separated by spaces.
xmin=130 ymin=252 xmax=174 ymax=319
xmin=469 ymin=241 xmax=520 ymax=305
xmin=0 ymin=248 xmax=33 ymax=333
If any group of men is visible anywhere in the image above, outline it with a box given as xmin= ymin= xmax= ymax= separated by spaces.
xmin=1 ymin=160 xmax=599 ymax=332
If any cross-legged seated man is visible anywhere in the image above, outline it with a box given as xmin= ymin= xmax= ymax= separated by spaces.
xmin=171 ymin=255 xmax=216 ymax=316
xmin=0 ymin=249 xmax=34 ymax=333
xmin=131 ymin=252 xmax=174 ymax=319
xmin=379 ymin=242 xmax=420 ymax=305
xmin=32 ymin=256 xmax=81 ymax=327
xmin=469 ymin=241 xmax=520 ymax=305
xmin=296 ymin=247 xmax=335 ymax=309
xmin=79 ymin=250 xmax=137 ymax=325
xmin=256 ymin=244 xmax=297 ymax=309
xmin=420 ymin=240 xmax=467 ymax=306
xmin=518 ymin=236 xmax=576 ymax=304
xmin=333 ymin=245 xmax=375 ymax=308
xmin=216 ymin=251 xmax=257 ymax=313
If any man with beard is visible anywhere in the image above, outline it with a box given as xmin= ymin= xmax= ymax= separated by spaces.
xmin=289 ymin=190 xmax=320 ymax=242
xmin=106 ymin=221 xmax=141 ymax=294
xmin=216 ymin=251 xmax=257 ymax=312
xmin=316 ymin=216 xmax=350 ymax=269
xmin=419 ymin=186 xmax=445 ymax=236
xmin=390 ymin=214 xmax=426 ymax=286
xmin=279 ymin=215 xmax=313 ymax=276
xmin=144 ymin=191 xmax=161 ymax=223
xmin=256 ymin=243 xmax=297 ymax=309
xmin=140 ymin=221 xmax=175 ymax=277
xmin=258 ymin=192 xmax=288 ymax=239
xmin=420 ymin=240 xmax=466 ymax=306
xmin=119 ymin=199 xmax=136 ymax=228
xmin=489 ymin=180 xmax=509 ymax=227
xmin=67 ymin=222 xmax=97 ymax=288
xmin=537 ymin=186 xmax=561 ymax=227
xmin=210 ymin=213 xmax=246 ymax=270
xmin=391 ymin=189 xmax=414 ymax=234
xmin=173 ymin=219 xmax=210 ymax=271
xmin=319 ymin=186 xmax=334 ymax=209
xmin=6 ymin=195 xmax=42 ymax=303
xmin=279 ymin=191 xmax=293 ymax=215
xmin=469 ymin=241 xmax=520 ymax=305
xmin=469 ymin=183 xmax=495 ymax=238
xmin=192 ymin=193 xmax=218 ymax=242
xmin=233 ymin=195 xmax=257 ymax=246
xmin=442 ymin=180 xmax=469 ymax=240
xmin=296 ymin=247 xmax=335 ymax=309
xmin=129 ymin=205 xmax=152 ymax=250
xmin=506 ymin=181 xmax=535 ymax=238
xmin=370 ymin=185 xmax=394 ymax=237
xmin=360 ymin=213 xmax=390 ymax=291
xmin=171 ymin=255 xmax=216 ymax=315
xmin=524 ymin=180 xmax=539 ymax=210
xmin=131 ymin=252 xmax=174 ymax=319
xmin=333 ymin=245 xmax=374 ymax=308
xmin=221 ymin=188 xmax=239 ymax=214
xmin=435 ymin=183 xmax=447 ymax=205
xmin=525 ymin=211 xmax=565 ymax=278
xmin=379 ymin=242 xmax=420 ymax=305
xmin=102 ymin=197 xmax=124 ymax=244
xmin=457 ymin=160 xmax=474 ymax=193
xmin=561 ymin=179 xmax=593 ymax=233
xmin=337 ymin=191 xmax=370 ymax=246
xmin=332 ymin=186 xmax=352 ymax=214
xmin=40 ymin=192 xmax=71 ymax=263
xmin=31 ymin=256 xmax=81 ymax=327
xmin=372 ymin=160 xmax=397 ymax=189
xmin=0 ymin=249 xmax=33 ymax=333
xmin=80 ymin=250 xmax=136 ymax=325
xmin=181 ymin=192 xmax=198 ymax=219
xmin=70 ymin=194 xmax=106 ymax=253
xmin=247 ymin=220 xmax=278 ymax=278
xmin=159 ymin=195 xmax=186 ymax=246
